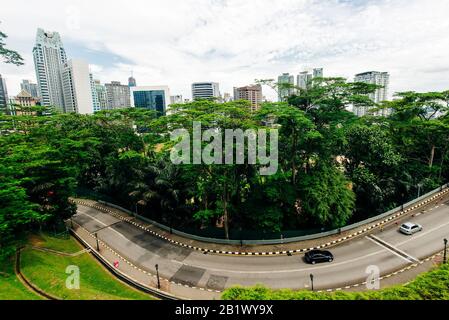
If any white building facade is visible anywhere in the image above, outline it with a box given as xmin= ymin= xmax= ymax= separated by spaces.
xmin=0 ymin=74 xmax=8 ymax=112
xmin=191 ymin=82 xmax=220 ymax=100
xmin=105 ymin=81 xmax=130 ymax=109
xmin=297 ymin=68 xmax=324 ymax=90
xmin=60 ymin=59 xmax=94 ymax=114
xmin=170 ymin=95 xmax=183 ymax=104
xmin=277 ymin=73 xmax=295 ymax=101
xmin=33 ymin=28 xmax=67 ymax=111
xmin=354 ymin=71 xmax=390 ymax=117
xmin=89 ymin=74 xmax=101 ymax=112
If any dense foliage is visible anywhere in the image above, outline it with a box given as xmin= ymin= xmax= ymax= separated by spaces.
xmin=222 ymin=262 xmax=449 ymax=300
xmin=1 ymin=78 xmax=449 ymax=257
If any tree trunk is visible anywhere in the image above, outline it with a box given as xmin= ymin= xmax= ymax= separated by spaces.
xmin=429 ymin=145 xmax=435 ymax=168
xmin=438 ymin=144 xmax=448 ymax=180
xmin=223 ymin=187 xmax=229 ymax=240
xmin=221 ymin=168 xmax=230 ymax=240
xmin=292 ymin=132 xmax=297 ymax=185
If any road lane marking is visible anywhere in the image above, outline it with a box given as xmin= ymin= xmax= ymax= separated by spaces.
xmin=76 ymin=211 xmax=170 ymax=262
xmin=73 ymin=190 xmax=449 ymax=257
xmin=169 ymin=246 xmax=399 ymax=274
xmin=395 ymin=219 xmax=449 ymax=247
xmin=367 ymin=235 xmax=419 ymax=263
xmin=76 ymin=207 xmax=419 ymax=275
xmin=75 ymin=211 xmax=131 ymax=243
xmin=71 ymin=210 xmax=449 ymax=295
xmin=73 ymin=194 xmax=448 ymax=272
xmin=366 ymin=236 xmax=413 ymax=264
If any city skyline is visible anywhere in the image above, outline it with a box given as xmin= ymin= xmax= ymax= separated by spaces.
xmin=1 ymin=0 xmax=449 ymax=101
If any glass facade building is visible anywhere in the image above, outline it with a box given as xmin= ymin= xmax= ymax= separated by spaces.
xmin=133 ymin=90 xmax=165 ymax=114
xmin=131 ymin=87 xmax=169 ymax=115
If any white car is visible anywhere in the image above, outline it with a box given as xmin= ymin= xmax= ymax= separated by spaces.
xmin=399 ymin=222 xmax=423 ymax=235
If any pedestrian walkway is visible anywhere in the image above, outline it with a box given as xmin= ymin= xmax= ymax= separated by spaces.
xmin=70 ymin=222 xmax=221 ymax=300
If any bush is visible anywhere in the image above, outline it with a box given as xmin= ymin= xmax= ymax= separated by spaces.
xmin=222 ymin=263 xmax=449 ymax=300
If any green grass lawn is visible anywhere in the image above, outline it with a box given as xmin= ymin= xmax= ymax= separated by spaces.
xmin=19 ymin=233 xmax=155 ymax=300
xmin=0 ymin=256 xmax=42 ymax=300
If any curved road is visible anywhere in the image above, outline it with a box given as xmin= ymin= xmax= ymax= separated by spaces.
xmin=72 ymin=197 xmax=449 ymax=296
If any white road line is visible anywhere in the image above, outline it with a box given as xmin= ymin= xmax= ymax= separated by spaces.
xmin=77 ymin=210 xmax=169 ymax=263
xmin=74 ymin=201 xmax=449 ymax=278
xmin=170 ymin=247 xmax=395 ymax=274
xmin=395 ymin=219 xmax=449 ymax=247
xmin=367 ymin=235 xmax=418 ymax=263
xmin=76 ymin=211 xmax=131 ymax=243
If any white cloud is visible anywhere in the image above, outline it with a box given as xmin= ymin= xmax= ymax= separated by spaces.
xmin=1 ymin=0 xmax=449 ymax=100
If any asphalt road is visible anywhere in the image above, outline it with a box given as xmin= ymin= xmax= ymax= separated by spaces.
xmin=72 ymin=198 xmax=449 ymax=292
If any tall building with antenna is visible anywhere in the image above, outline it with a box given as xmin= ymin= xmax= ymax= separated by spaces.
xmin=128 ymin=72 xmax=136 ymax=87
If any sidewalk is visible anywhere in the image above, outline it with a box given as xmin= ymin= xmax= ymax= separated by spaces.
xmin=70 ymin=222 xmax=221 ymax=300
xmin=74 ymin=188 xmax=449 ymax=255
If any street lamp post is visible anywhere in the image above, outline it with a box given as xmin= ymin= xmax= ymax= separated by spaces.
xmin=155 ymin=264 xmax=161 ymax=289
xmin=444 ymin=239 xmax=448 ymax=264
xmin=310 ymin=273 xmax=314 ymax=291
xmin=401 ymin=193 xmax=405 ymax=211
xmin=95 ymin=233 xmax=99 ymax=252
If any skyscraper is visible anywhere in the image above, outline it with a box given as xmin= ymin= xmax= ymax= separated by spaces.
xmin=0 ymin=74 xmax=8 ymax=113
xmin=33 ymin=28 xmax=67 ymax=111
xmin=354 ymin=71 xmax=390 ymax=116
xmin=20 ymin=80 xmax=39 ymax=99
xmin=233 ymin=84 xmax=263 ymax=111
xmin=191 ymin=82 xmax=220 ymax=100
xmin=131 ymin=86 xmax=170 ymax=115
xmin=297 ymin=71 xmax=311 ymax=90
xmin=60 ymin=59 xmax=94 ymax=114
xmin=277 ymin=73 xmax=295 ymax=101
xmin=128 ymin=73 xmax=137 ymax=87
xmin=297 ymin=68 xmax=324 ymax=90
xmin=90 ymin=74 xmax=100 ymax=113
xmin=94 ymin=80 xmax=108 ymax=110
xmin=105 ymin=81 xmax=130 ymax=109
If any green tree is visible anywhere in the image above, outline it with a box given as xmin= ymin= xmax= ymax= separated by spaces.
xmin=297 ymin=164 xmax=355 ymax=228
xmin=0 ymin=26 xmax=24 ymax=65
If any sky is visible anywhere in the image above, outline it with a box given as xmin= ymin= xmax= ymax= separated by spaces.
xmin=1 ymin=0 xmax=449 ymax=101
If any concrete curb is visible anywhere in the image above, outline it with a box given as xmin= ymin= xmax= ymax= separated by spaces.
xmin=73 ymin=188 xmax=449 ymax=256
xmin=70 ymin=222 xmax=220 ymax=298
xmin=317 ymin=251 xmax=445 ymax=293
xmin=15 ymin=248 xmax=61 ymax=300
xmin=69 ymin=226 xmax=182 ymax=300
xmin=69 ymin=219 xmax=448 ymax=296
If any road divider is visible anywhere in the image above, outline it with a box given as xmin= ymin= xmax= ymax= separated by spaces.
xmin=366 ymin=235 xmax=420 ymax=264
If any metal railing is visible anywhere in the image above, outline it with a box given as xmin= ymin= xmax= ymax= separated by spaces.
xmin=93 ymin=183 xmax=448 ymax=245
xmin=69 ymin=221 xmax=178 ymax=300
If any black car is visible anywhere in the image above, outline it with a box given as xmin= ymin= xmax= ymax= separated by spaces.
xmin=304 ymin=250 xmax=334 ymax=264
